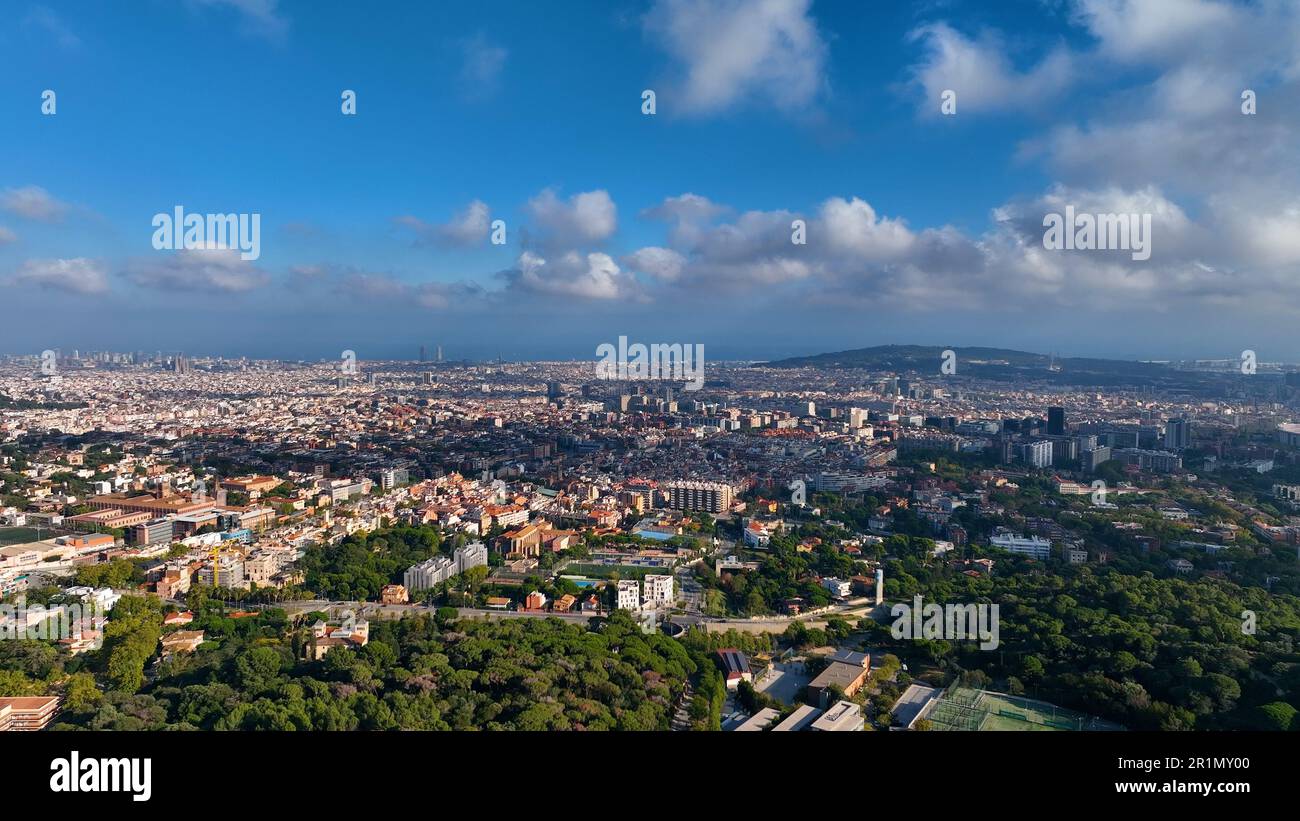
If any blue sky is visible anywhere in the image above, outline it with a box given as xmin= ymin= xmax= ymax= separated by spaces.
xmin=2 ymin=0 xmax=1299 ymax=362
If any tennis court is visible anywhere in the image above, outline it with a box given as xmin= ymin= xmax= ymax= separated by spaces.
xmin=924 ymin=686 xmax=1123 ymax=731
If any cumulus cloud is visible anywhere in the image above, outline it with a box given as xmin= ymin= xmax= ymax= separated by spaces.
xmin=1071 ymin=0 xmax=1245 ymax=66
xmin=524 ymin=189 xmax=617 ymax=248
xmin=395 ymin=200 xmax=492 ymax=247
xmin=501 ymin=250 xmax=642 ymax=300
xmin=641 ymin=193 xmax=731 ymax=247
xmin=952 ymin=0 xmax=1300 ymax=194
xmin=818 ymin=197 xmax=916 ymax=260
xmin=643 ymin=0 xmax=828 ymax=114
xmin=1 ymin=186 xmax=70 ymax=222
xmin=906 ymin=22 xmax=1074 ymax=115
xmin=622 ymin=183 xmax=1300 ymax=316
xmin=7 ymin=258 xmax=109 ymax=295
xmin=623 ymin=246 xmax=687 ymax=282
xmin=893 ymin=0 xmax=1300 ymax=320
xmin=124 ymin=249 xmax=269 ymax=293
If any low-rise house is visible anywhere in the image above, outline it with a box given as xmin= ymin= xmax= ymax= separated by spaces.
xmin=552 ymin=593 xmax=577 ymax=613
xmin=305 ymin=618 xmax=368 ymax=660
xmin=523 ymin=590 xmax=547 ymax=611
xmin=821 ymin=577 xmax=851 ymax=599
xmin=0 ymin=696 xmax=60 ymax=731
xmin=160 ymin=630 xmax=206 ymax=656
xmin=715 ymin=648 xmax=752 ymax=690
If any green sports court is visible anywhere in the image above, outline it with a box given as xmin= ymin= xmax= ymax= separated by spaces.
xmin=924 ymin=686 xmax=1124 ymax=731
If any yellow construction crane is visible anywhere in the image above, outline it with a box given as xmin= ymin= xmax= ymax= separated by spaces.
xmin=210 ymin=541 xmax=226 ymax=587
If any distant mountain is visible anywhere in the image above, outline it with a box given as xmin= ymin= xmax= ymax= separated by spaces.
xmin=765 ymin=344 xmax=1218 ymax=388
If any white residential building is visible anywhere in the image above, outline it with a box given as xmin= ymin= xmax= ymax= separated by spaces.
xmin=990 ymin=532 xmax=1052 ymax=560
xmin=403 ymin=541 xmax=487 ymax=591
xmin=616 ymin=579 xmax=641 ymax=610
xmin=821 ymin=577 xmax=851 ymax=599
xmin=1021 ymin=439 xmax=1053 ymax=468
xmin=642 ymin=574 xmax=674 ymax=607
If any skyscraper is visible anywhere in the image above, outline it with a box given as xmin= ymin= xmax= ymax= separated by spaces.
xmin=1047 ymin=406 xmax=1066 ymax=436
xmin=1165 ymin=418 xmax=1190 ymax=450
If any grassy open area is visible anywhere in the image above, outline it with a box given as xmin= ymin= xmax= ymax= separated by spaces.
xmin=560 ymin=563 xmax=668 ymax=580
xmin=0 ymin=526 xmax=47 ymax=546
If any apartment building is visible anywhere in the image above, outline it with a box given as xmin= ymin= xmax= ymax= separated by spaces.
xmin=642 ymin=574 xmax=675 ymax=607
xmin=615 ymin=579 xmax=641 ymax=610
xmin=402 ymin=542 xmax=488 ymax=591
xmin=0 ymin=696 xmax=60 ymax=731
xmin=663 ymin=480 xmax=733 ymax=513
xmin=198 ymin=556 xmax=245 ymax=588
xmin=990 ymin=531 xmax=1053 ymax=560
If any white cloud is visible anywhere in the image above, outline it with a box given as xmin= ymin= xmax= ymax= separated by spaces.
xmin=623 ymin=246 xmax=686 ymax=282
xmin=124 ymin=249 xmax=269 ymax=293
xmin=458 ymin=33 xmax=508 ymax=99
xmin=906 ymin=22 xmax=1074 ymax=114
xmin=0 ymin=226 xmax=16 ymax=245
xmin=1017 ymin=1 xmax=1300 ymax=200
xmin=641 ymin=193 xmax=731 ymax=247
xmin=395 ymin=199 xmax=492 ymax=247
xmin=8 ymin=258 xmax=108 ymax=295
xmin=1 ymin=186 xmax=70 ymax=222
xmin=525 ymin=189 xmax=618 ymax=247
xmin=643 ymin=0 xmax=828 ymax=114
xmin=629 ymin=202 xmax=815 ymax=290
xmin=1072 ymin=0 xmax=1242 ymax=66
xmin=623 ymin=185 xmax=1300 ymax=316
xmin=502 ymin=250 xmax=641 ymax=300
xmin=818 ymin=197 xmax=916 ymax=260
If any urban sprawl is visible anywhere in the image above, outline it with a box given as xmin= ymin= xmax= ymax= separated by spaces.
xmin=0 ymin=347 xmax=1298 ymax=733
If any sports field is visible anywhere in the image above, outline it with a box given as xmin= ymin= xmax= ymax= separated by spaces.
xmin=925 ymin=686 xmax=1123 ymax=731
xmin=0 ymin=527 xmax=46 ymax=546
xmin=559 ymin=563 xmax=665 ymax=580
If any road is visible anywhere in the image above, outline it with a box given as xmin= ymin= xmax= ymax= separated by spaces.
xmin=243 ymin=588 xmax=890 ymax=636
xmin=269 ymin=598 xmax=599 ymax=624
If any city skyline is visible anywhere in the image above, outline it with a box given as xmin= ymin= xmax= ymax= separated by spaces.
xmin=5 ymin=0 xmax=1300 ymax=360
